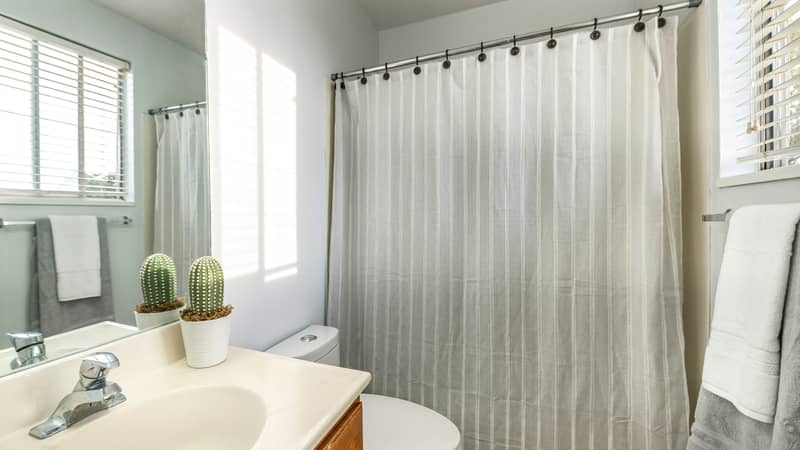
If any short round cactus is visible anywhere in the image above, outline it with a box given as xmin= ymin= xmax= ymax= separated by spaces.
xmin=182 ymin=256 xmax=232 ymax=321
xmin=137 ymin=254 xmax=183 ymax=313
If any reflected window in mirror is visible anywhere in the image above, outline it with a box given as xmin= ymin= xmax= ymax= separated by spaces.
xmin=0 ymin=16 xmax=132 ymax=203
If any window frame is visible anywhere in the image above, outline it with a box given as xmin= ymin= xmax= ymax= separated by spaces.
xmin=714 ymin=0 xmax=800 ymax=187
xmin=0 ymin=13 xmax=134 ymax=205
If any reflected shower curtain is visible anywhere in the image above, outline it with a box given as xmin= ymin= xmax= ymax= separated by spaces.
xmin=153 ymin=109 xmax=211 ymax=297
xmin=328 ymin=18 xmax=688 ymax=450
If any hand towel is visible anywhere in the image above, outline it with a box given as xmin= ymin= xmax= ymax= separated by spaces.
xmin=30 ymin=218 xmax=115 ymax=336
xmin=48 ymin=215 xmax=101 ymax=301
xmin=702 ymin=203 xmax=800 ymax=423
xmin=687 ymin=221 xmax=800 ymax=450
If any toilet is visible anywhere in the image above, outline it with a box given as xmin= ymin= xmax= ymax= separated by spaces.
xmin=266 ymin=325 xmax=461 ymax=450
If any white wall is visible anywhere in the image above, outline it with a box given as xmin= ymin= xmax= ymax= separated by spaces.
xmin=205 ymin=0 xmax=377 ymax=350
xmin=0 ymin=0 xmax=206 ymax=338
xmin=676 ymin=3 xmax=711 ymax=417
xmin=378 ymin=0 xmax=639 ymax=62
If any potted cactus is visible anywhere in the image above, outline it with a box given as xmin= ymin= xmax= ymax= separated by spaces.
xmin=135 ymin=254 xmax=185 ymax=330
xmin=179 ymin=256 xmax=233 ymax=368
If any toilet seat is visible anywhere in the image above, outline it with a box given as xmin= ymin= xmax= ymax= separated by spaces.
xmin=360 ymin=394 xmax=460 ymax=450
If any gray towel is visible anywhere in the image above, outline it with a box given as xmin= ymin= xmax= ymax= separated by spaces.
xmin=688 ymin=225 xmax=800 ymax=450
xmin=30 ymin=218 xmax=115 ymax=337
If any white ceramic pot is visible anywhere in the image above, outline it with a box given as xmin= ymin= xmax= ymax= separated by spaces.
xmin=134 ymin=308 xmax=181 ymax=330
xmin=180 ymin=314 xmax=232 ymax=368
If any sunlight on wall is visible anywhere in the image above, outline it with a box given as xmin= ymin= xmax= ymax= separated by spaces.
xmin=261 ymin=54 xmax=297 ymax=282
xmin=217 ymin=28 xmax=260 ymax=277
xmin=214 ymin=26 xmax=298 ymax=283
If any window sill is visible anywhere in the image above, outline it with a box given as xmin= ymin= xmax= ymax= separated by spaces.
xmin=718 ymin=164 xmax=800 ymax=188
xmin=0 ymin=197 xmax=135 ymax=207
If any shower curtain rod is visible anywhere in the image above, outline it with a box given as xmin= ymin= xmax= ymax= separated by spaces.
xmin=331 ymin=0 xmax=701 ymax=81
xmin=148 ymin=100 xmax=207 ymax=116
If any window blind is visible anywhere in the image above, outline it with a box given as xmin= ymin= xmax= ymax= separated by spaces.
xmin=736 ymin=0 xmax=800 ymax=171
xmin=0 ymin=16 xmax=130 ymax=201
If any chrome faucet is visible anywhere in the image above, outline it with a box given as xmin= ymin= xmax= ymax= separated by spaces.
xmin=7 ymin=331 xmax=47 ymax=370
xmin=29 ymin=352 xmax=126 ymax=439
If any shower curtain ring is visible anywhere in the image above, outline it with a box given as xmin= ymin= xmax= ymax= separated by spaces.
xmin=383 ymin=63 xmax=390 ymax=80
xmin=478 ymin=42 xmax=487 ymax=62
xmin=634 ymin=9 xmax=645 ymax=32
xmin=547 ymin=27 xmax=557 ymax=48
xmin=590 ymin=18 xmax=601 ymax=40
xmin=443 ymin=49 xmax=451 ymax=69
xmin=339 ymin=72 xmax=346 ymax=89
xmin=360 ymin=68 xmax=368 ymax=85
xmin=414 ymin=56 xmax=422 ymax=75
xmin=510 ymin=35 xmax=520 ymax=56
xmin=658 ymin=5 xmax=667 ymax=28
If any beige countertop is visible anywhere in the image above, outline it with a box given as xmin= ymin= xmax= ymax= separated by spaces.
xmin=0 ymin=323 xmax=371 ymax=450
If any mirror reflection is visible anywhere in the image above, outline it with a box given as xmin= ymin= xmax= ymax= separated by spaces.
xmin=0 ymin=0 xmax=207 ymax=377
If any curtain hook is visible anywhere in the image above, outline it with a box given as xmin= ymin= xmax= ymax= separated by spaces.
xmin=339 ymin=72 xmax=346 ymax=89
xmin=383 ymin=63 xmax=390 ymax=80
xmin=510 ymin=35 xmax=520 ymax=56
xmin=634 ymin=9 xmax=645 ymax=32
xmin=414 ymin=56 xmax=422 ymax=75
xmin=658 ymin=5 xmax=667 ymax=28
xmin=164 ymin=113 xmax=169 ymax=120
xmin=443 ymin=49 xmax=451 ymax=69
xmin=591 ymin=18 xmax=601 ymax=40
xmin=547 ymin=27 xmax=557 ymax=48
xmin=360 ymin=67 xmax=368 ymax=85
xmin=478 ymin=42 xmax=487 ymax=62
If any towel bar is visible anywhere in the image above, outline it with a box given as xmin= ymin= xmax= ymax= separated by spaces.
xmin=0 ymin=216 xmax=133 ymax=229
xmin=702 ymin=209 xmax=732 ymax=222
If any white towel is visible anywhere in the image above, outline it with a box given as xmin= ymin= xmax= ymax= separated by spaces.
xmin=48 ymin=215 xmax=102 ymax=302
xmin=702 ymin=203 xmax=800 ymax=423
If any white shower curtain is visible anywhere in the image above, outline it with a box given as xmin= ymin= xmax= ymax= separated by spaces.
xmin=329 ymin=18 xmax=688 ymax=450
xmin=154 ymin=109 xmax=211 ymax=297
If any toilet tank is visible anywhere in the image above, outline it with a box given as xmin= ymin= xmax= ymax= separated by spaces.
xmin=265 ymin=325 xmax=340 ymax=366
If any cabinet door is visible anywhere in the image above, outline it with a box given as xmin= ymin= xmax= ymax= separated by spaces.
xmin=315 ymin=399 xmax=363 ymax=450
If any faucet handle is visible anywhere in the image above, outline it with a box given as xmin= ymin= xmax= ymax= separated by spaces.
xmin=78 ymin=352 xmax=120 ymax=390
xmin=7 ymin=331 xmax=43 ymax=351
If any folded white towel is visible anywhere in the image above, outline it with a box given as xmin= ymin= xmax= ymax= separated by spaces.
xmin=49 ymin=215 xmax=102 ymax=302
xmin=702 ymin=203 xmax=800 ymax=423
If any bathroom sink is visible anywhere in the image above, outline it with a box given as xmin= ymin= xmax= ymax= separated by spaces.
xmin=54 ymin=386 xmax=266 ymax=450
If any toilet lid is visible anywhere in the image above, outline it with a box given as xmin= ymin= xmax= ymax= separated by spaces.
xmin=360 ymin=394 xmax=460 ymax=450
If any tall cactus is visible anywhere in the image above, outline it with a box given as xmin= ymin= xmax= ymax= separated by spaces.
xmin=138 ymin=253 xmax=180 ymax=312
xmin=186 ymin=256 xmax=228 ymax=317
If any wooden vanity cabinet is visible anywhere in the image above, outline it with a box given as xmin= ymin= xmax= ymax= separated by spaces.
xmin=315 ymin=399 xmax=363 ymax=450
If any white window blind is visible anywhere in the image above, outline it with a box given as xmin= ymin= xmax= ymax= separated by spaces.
xmin=0 ymin=16 xmax=131 ymax=201
xmin=735 ymin=0 xmax=800 ymax=172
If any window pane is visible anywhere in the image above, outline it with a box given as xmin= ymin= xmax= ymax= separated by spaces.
xmin=0 ymin=28 xmax=32 ymax=191
xmin=38 ymin=44 xmax=78 ymax=192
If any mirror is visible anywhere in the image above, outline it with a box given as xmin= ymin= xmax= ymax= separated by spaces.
xmin=0 ymin=0 xmax=207 ymax=377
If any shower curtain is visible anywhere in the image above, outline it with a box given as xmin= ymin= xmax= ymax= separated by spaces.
xmin=153 ymin=109 xmax=211 ymax=297
xmin=328 ymin=18 xmax=688 ymax=450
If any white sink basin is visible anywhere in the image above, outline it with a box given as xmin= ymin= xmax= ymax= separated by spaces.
xmin=55 ymin=386 xmax=266 ymax=450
